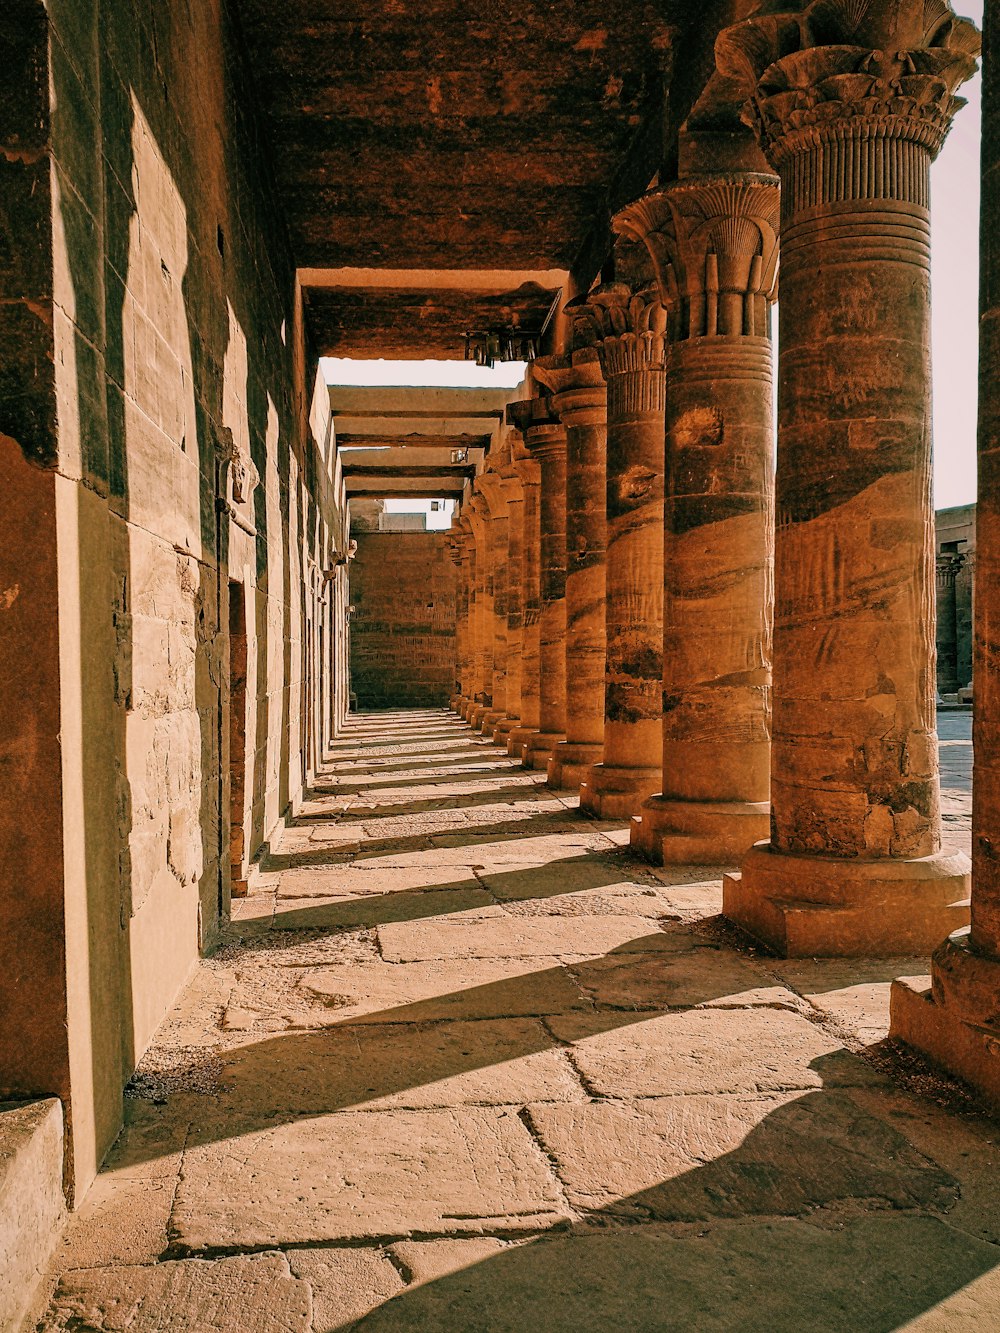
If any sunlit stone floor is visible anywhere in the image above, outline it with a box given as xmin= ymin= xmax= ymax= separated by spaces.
xmin=33 ymin=709 xmax=1000 ymax=1332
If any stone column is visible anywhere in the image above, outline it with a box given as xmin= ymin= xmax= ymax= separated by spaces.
xmin=618 ymin=170 xmax=778 ymax=863
xmin=447 ymin=526 xmax=470 ymax=712
xmin=518 ymin=401 xmax=568 ymax=770
xmin=466 ymin=494 xmax=492 ymax=728
xmin=505 ymin=436 xmax=543 ymax=759
xmin=492 ymin=443 xmax=525 ymax=745
xmin=569 ymin=285 xmax=667 ymax=818
xmin=715 ymin=0 xmax=978 ymax=955
xmin=477 ymin=472 xmax=510 ymax=738
xmin=889 ymin=0 xmax=1000 ymax=1102
xmin=459 ymin=516 xmax=479 ymax=720
xmin=533 ymin=351 xmax=608 ymax=790
xmin=936 ymin=554 xmax=964 ymax=696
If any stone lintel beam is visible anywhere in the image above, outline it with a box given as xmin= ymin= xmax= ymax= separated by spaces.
xmin=569 ymin=284 xmax=667 ymax=819
xmin=532 ymin=351 xmax=608 ymax=792
xmin=616 ymin=172 xmax=779 ymax=864
xmin=712 ymin=0 xmax=979 ymax=955
xmin=890 ymin=0 xmax=1000 ymax=1104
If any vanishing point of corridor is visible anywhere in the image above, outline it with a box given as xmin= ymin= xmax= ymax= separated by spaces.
xmin=31 ymin=710 xmax=999 ymax=1331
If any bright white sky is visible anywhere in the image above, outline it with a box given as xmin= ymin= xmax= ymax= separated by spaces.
xmin=325 ymin=9 xmax=984 ymax=514
xmin=930 ymin=0 xmax=983 ymax=509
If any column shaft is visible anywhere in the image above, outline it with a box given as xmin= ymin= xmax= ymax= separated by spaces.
xmin=715 ymin=1 xmax=976 ymax=954
xmin=890 ymin=0 xmax=1000 ymax=1105
xmin=573 ymin=287 xmax=667 ymax=819
xmin=534 ymin=354 xmax=608 ymax=791
xmin=493 ymin=456 xmax=525 ymax=743
xmin=504 ymin=427 xmax=542 ymax=759
xmin=524 ymin=420 xmax=567 ymax=770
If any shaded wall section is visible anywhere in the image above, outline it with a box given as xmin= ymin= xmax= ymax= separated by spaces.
xmin=1 ymin=0 xmax=347 ymax=1202
xmin=350 ymin=533 xmax=457 ymax=708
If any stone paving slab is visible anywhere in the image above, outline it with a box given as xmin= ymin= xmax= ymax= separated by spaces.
xmin=348 ymin=1216 xmax=1000 ymax=1333
xmin=171 ymin=1107 xmax=572 ymax=1249
xmin=567 ymin=947 xmax=802 ymax=1012
xmin=300 ymin=958 xmax=591 ymax=1024
xmin=546 ymin=1007 xmax=881 ymax=1096
xmin=41 ymin=1253 xmax=311 ymax=1332
xmin=36 ymin=710 xmax=995 ymax=1332
xmin=527 ymin=1090 xmax=957 ymax=1220
xmin=376 ymin=915 xmax=678 ymax=962
xmin=215 ymin=1017 xmax=587 ymax=1113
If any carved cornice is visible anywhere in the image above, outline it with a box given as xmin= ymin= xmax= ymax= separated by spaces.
xmin=614 ymin=173 xmax=779 ymax=341
xmin=714 ymin=0 xmax=980 ymax=187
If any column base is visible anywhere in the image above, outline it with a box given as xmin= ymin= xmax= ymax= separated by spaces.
xmin=450 ymin=694 xmax=466 ymax=713
xmin=492 ymin=715 xmax=520 ymax=744
xmin=479 ymin=710 xmax=507 ymax=738
xmin=468 ymin=705 xmax=489 ymax=731
xmin=631 ymin=796 xmax=770 ymax=865
xmin=547 ymin=741 xmax=602 ymax=792
xmin=723 ymin=843 xmax=970 ymax=957
xmin=524 ymin=731 xmax=565 ymax=771
xmin=460 ymin=700 xmax=476 ymax=722
xmin=579 ymin=763 xmax=661 ymax=821
xmin=890 ymin=930 xmax=1000 ymax=1109
xmin=505 ymin=725 xmax=538 ymax=760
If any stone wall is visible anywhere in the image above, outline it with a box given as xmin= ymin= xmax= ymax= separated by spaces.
xmin=350 ymin=534 xmax=457 ymax=708
xmin=0 ymin=0 xmax=346 ymax=1200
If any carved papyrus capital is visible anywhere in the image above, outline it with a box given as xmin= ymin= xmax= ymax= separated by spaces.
xmin=614 ymin=173 xmax=780 ymax=341
xmin=562 ymin=284 xmax=668 ymax=383
xmin=715 ymin=0 xmax=980 ymax=195
xmin=532 ymin=350 xmax=607 ymax=429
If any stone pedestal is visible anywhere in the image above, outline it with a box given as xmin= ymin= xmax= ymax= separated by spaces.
xmin=533 ymin=352 xmax=607 ymax=792
xmin=569 ymin=286 xmax=667 ymax=819
xmin=617 ymin=172 xmax=778 ymax=863
xmin=713 ymin=1 xmax=977 ymax=953
xmin=890 ymin=0 xmax=999 ymax=1100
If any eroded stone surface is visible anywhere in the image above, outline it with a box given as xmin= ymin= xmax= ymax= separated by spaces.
xmin=35 ymin=709 xmax=992 ymax=1332
xmin=172 ymin=1108 xmax=572 ymax=1249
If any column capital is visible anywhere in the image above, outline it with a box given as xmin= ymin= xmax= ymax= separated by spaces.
xmin=532 ymin=350 xmax=607 ymax=428
xmin=714 ymin=0 xmax=980 ymax=180
xmin=563 ymin=283 xmax=668 ymax=382
xmin=936 ymin=551 xmax=965 ymax=587
xmin=506 ymin=397 xmax=566 ymax=461
xmin=614 ymin=173 xmax=779 ymax=341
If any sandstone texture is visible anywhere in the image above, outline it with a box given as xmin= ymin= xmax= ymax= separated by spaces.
xmin=34 ymin=710 xmax=1000 ymax=1333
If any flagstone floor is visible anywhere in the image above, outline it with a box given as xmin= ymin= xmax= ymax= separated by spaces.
xmin=32 ymin=709 xmax=1000 ymax=1332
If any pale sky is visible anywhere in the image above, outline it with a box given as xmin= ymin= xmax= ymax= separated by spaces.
xmin=326 ymin=7 xmax=985 ymax=514
xmin=931 ymin=0 xmax=983 ymax=509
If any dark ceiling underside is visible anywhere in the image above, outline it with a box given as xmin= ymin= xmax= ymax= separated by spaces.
xmin=235 ymin=1 xmax=727 ymax=359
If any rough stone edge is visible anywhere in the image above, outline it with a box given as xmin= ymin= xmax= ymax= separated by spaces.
xmin=0 ymin=1099 xmax=66 ymax=1332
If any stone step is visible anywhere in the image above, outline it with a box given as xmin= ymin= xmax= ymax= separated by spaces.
xmin=0 ymin=1099 xmax=66 ymax=1332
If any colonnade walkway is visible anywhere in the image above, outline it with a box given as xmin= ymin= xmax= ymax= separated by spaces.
xmin=32 ymin=710 xmax=999 ymax=1331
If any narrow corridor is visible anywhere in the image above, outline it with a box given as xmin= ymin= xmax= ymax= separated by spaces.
xmin=34 ymin=711 xmax=1000 ymax=1331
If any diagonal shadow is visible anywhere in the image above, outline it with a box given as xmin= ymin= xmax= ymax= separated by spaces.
xmin=291 ymin=784 xmax=560 ymax=823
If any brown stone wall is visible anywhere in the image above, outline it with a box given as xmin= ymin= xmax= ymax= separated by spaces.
xmin=0 ymin=0 xmax=346 ymax=1199
xmin=350 ymin=534 xmax=457 ymax=708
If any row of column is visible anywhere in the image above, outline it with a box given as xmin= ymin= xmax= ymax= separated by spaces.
xmin=451 ymin=0 xmax=982 ymax=980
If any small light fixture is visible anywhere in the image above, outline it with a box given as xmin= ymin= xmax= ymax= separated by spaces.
xmin=464 ymin=328 xmax=540 ymax=368
xmin=450 ymin=448 xmax=468 ymax=465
